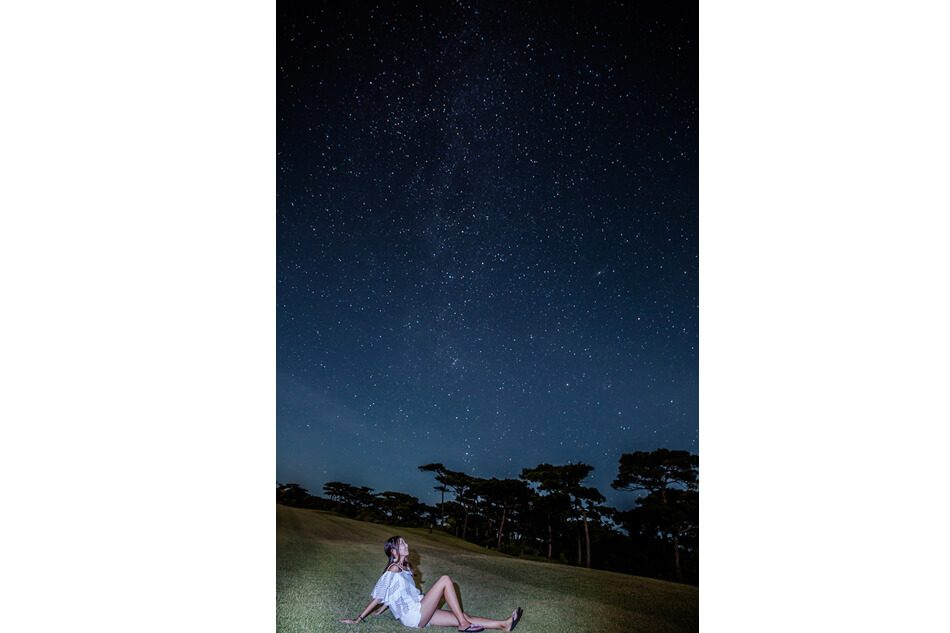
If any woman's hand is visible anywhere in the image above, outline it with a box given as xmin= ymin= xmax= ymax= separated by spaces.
xmin=341 ymin=598 xmax=380 ymax=623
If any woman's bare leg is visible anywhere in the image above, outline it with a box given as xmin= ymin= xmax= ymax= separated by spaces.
xmin=470 ymin=608 xmax=518 ymax=631
xmin=418 ymin=575 xmax=475 ymax=630
xmin=468 ymin=611 xmax=516 ymax=631
xmin=428 ymin=610 xmax=514 ymax=630
xmin=427 ymin=610 xmax=460 ymax=628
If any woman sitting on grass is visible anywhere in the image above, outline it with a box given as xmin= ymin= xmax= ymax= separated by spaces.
xmin=340 ymin=535 xmax=523 ymax=632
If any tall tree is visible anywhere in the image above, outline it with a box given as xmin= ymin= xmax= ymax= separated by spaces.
xmin=418 ymin=463 xmax=483 ymax=539
xmin=323 ymin=481 xmax=356 ymax=512
xmin=355 ymin=486 xmax=376 ymax=509
xmin=612 ymin=449 xmax=698 ymax=502
xmin=376 ymin=491 xmax=424 ymax=525
xmin=322 ymin=482 xmax=375 ymax=514
xmin=418 ymin=463 xmax=449 ymax=526
xmin=477 ymin=477 xmax=532 ymax=550
xmin=571 ymin=483 xmax=606 ymax=568
xmin=433 ymin=484 xmax=449 ymax=525
xmin=522 ymin=463 xmax=602 ymax=566
xmin=520 ymin=464 xmax=563 ymax=559
xmin=444 ymin=470 xmax=481 ymax=540
xmin=558 ymin=463 xmax=603 ymax=568
xmin=612 ymin=449 xmax=699 ymax=581
xmin=276 ymin=482 xmax=312 ymax=507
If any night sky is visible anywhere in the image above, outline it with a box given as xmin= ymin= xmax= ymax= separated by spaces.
xmin=277 ymin=2 xmax=697 ymax=510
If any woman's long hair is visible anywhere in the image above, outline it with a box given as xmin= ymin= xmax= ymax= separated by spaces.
xmin=383 ymin=536 xmax=412 ymax=572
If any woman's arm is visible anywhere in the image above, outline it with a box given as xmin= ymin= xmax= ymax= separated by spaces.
xmin=339 ymin=598 xmax=381 ymax=624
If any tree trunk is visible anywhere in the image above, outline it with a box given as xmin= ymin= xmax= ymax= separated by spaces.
xmin=673 ymin=526 xmax=696 ymax=582
xmin=582 ymin=507 xmax=592 ymax=568
xmin=576 ymin=525 xmax=582 ymax=565
xmin=462 ymin=506 xmax=469 ymax=540
xmin=672 ymin=532 xmax=682 ymax=582
xmin=496 ymin=505 xmax=507 ymax=550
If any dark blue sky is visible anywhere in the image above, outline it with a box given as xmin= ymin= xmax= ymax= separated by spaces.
xmin=277 ymin=1 xmax=697 ymax=510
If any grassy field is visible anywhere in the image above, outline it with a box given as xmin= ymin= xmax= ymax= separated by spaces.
xmin=277 ymin=504 xmax=697 ymax=633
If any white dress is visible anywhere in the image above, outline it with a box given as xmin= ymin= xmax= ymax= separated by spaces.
xmin=372 ymin=568 xmax=426 ymax=628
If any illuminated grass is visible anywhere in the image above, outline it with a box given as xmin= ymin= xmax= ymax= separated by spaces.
xmin=277 ymin=505 xmax=697 ymax=633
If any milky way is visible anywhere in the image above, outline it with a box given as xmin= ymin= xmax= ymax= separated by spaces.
xmin=277 ymin=1 xmax=697 ymax=509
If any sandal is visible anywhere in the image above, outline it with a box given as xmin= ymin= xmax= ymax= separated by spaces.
xmin=458 ymin=626 xmax=484 ymax=633
xmin=509 ymin=607 xmax=523 ymax=632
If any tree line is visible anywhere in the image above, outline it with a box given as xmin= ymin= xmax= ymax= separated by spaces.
xmin=277 ymin=448 xmax=698 ymax=584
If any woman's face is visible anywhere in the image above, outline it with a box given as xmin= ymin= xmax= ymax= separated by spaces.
xmin=397 ymin=538 xmax=409 ymax=557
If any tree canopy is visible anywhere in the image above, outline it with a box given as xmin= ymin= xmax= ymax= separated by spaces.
xmin=612 ymin=449 xmax=698 ymax=500
xmin=612 ymin=449 xmax=699 ymax=581
xmin=276 ymin=449 xmax=700 ymax=584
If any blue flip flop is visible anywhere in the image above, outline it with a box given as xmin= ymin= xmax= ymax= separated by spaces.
xmin=458 ymin=626 xmax=484 ymax=633
xmin=509 ymin=607 xmax=523 ymax=632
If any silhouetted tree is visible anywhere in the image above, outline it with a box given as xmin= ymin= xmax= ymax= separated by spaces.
xmin=323 ymin=481 xmax=355 ymax=512
xmin=419 ymin=464 xmax=484 ymax=540
xmin=477 ymin=477 xmax=532 ymax=549
xmin=320 ymin=482 xmax=375 ymax=515
xmin=354 ymin=486 xmax=376 ymax=510
xmin=418 ymin=503 xmax=439 ymax=531
xmin=377 ymin=491 xmax=425 ymax=525
xmin=445 ymin=470 xmax=482 ymax=540
xmin=277 ymin=482 xmax=312 ymax=507
xmin=612 ymin=449 xmax=699 ymax=581
xmin=432 ymin=484 xmax=449 ymax=525
xmin=521 ymin=464 xmax=574 ymax=560
xmin=418 ymin=463 xmax=449 ymax=526
xmin=522 ymin=463 xmax=604 ymax=567
xmin=570 ymin=482 xmax=606 ymax=568
xmin=612 ymin=449 xmax=698 ymax=499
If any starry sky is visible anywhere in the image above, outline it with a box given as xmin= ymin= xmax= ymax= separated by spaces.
xmin=277 ymin=1 xmax=697 ymax=510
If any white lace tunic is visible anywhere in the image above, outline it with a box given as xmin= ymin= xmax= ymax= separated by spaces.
xmin=371 ymin=568 xmax=424 ymax=624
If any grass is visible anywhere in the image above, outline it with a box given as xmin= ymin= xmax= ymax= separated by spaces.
xmin=277 ymin=504 xmax=698 ymax=633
